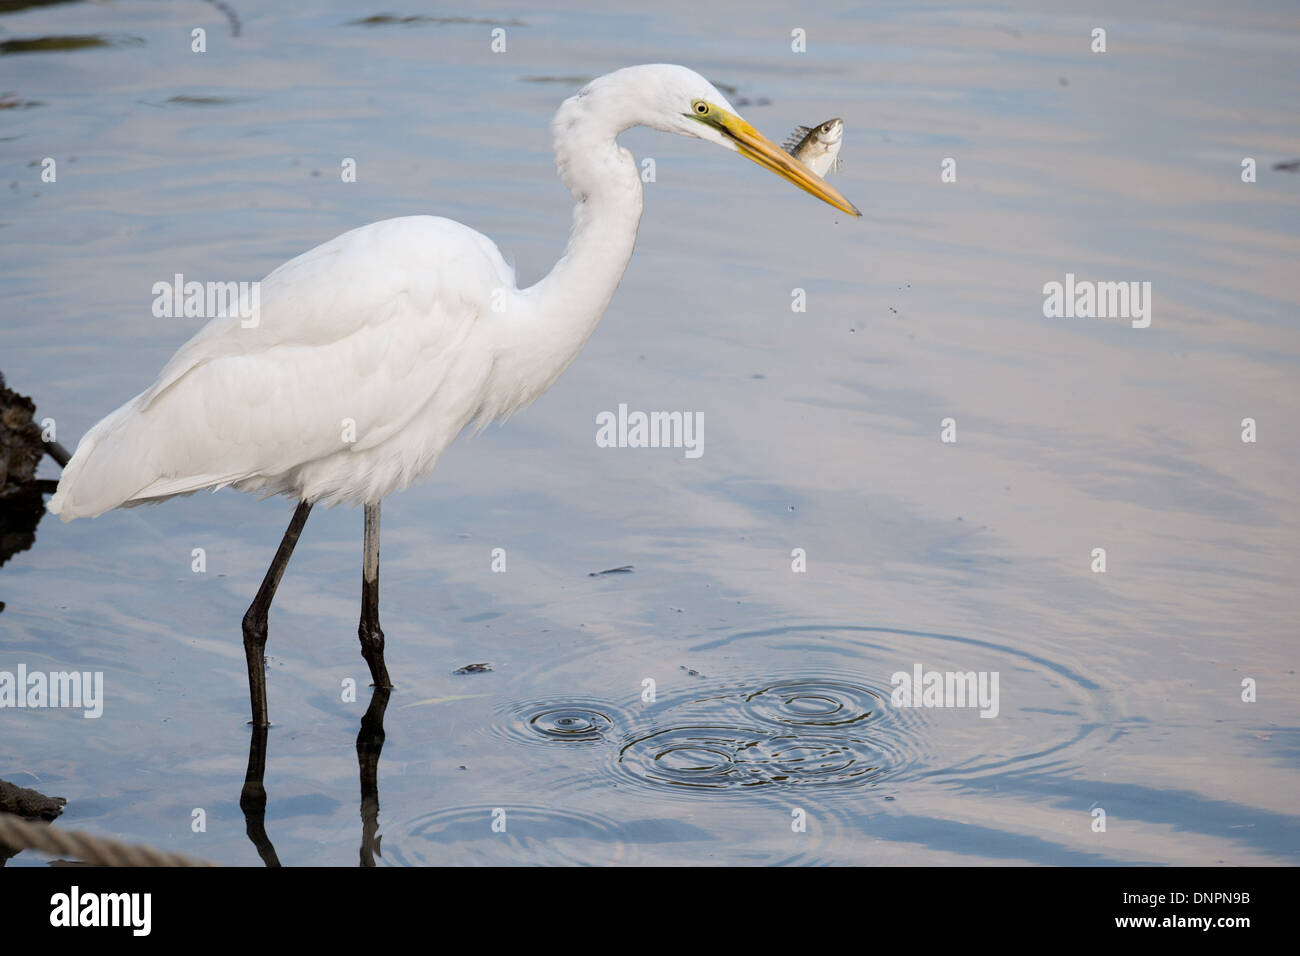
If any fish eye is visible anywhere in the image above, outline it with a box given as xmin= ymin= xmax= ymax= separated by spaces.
xmin=821 ymin=123 xmax=832 ymax=133
xmin=692 ymin=100 xmax=710 ymax=115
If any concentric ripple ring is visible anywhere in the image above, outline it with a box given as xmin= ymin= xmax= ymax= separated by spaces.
xmin=616 ymin=724 xmax=900 ymax=792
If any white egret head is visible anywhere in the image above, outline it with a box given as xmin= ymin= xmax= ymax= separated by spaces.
xmin=576 ymin=64 xmax=861 ymax=217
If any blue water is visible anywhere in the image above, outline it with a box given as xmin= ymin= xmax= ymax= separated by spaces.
xmin=1 ymin=0 xmax=1297 ymax=865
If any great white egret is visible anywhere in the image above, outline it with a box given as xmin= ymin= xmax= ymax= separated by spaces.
xmin=49 ymin=64 xmax=860 ymax=726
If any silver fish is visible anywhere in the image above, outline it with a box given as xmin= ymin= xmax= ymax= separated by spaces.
xmin=783 ymin=118 xmax=843 ymax=178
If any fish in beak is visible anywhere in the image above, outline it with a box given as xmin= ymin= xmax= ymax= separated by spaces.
xmin=688 ymin=99 xmax=861 ymax=217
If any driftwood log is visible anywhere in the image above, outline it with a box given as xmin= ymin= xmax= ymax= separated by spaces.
xmin=0 ymin=371 xmax=65 ymax=571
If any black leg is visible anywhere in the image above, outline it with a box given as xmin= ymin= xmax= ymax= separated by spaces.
xmin=242 ymin=500 xmax=312 ymax=727
xmin=358 ymin=501 xmax=392 ymax=690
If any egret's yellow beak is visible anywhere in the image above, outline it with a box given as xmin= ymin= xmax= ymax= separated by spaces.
xmin=688 ymin=99 xmax=861 ymax=217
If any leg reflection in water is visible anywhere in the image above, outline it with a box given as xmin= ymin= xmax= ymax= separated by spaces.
xmin=357 ymin=685 xmax=391 ymax=867
xmin=239 ymin=723 xmax=280 ymax=867
xmin=239 ymin=682 xmax=392 ymax=866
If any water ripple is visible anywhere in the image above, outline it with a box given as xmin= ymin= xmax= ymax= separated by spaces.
xmin=492 ymin=696 xmax=631 ymax=746
xmin=616 ymin=724 xmax=902 ymax=792
xmin=743 ymin=678 xmax=881 ymax=727
xmin=381 ymin=803 xmax=636 ymax=866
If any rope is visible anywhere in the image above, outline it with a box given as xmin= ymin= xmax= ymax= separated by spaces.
xmin=0 ymin=814 xmax=214 ymax=867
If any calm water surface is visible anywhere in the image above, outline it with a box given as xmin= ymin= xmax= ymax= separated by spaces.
xmin=1 ymin=0 xmax=1298 ymax=865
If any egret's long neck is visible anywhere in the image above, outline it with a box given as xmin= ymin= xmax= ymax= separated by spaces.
xmin=534 ymin=106 xmax=644 ymax=310
xmin=503 ymin=90 xmax=644 ymax=405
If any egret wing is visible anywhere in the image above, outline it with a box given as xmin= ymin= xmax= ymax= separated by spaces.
xmin=50 ymin=216 xmax=516 ymax=517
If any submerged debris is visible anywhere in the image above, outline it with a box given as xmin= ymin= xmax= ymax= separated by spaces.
xmin=587 ymin=565 xmax=633 ymax=577
xmin=0 ymin=35 xmax=144 ymax=56
xmin=0 ymin=92 xmax=42 ymax=110
xmin=198 ymin=0 xmax=242 ymax=37
xmin=348 ymin=14 xmax=528 ymax=27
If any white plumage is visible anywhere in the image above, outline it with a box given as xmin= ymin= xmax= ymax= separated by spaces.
xmin=52 ymin=216 xmax=519 ymax=515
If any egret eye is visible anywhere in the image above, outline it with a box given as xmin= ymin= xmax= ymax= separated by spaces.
xmin=693 ymin=100 xmax=709 ymax=115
